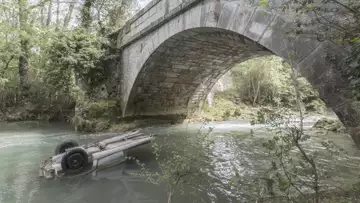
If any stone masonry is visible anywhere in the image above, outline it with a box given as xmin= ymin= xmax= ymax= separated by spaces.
xmin=108 ymin=0 xmax=360 ymax=147
xmin=125 ymin=28 xmax=271 ymax=116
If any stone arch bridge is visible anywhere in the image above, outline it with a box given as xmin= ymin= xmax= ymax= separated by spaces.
xmin=105 ymin=0 xmax=360 ymax=147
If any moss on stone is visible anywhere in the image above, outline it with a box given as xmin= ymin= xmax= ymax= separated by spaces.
xmin=82 ymin=100 xmax=118 ymax=119
xmin=72 ymin=99 xmax=120 ymax=132
xmin=305 ymin=99 xmax=326 ymax=114
xmin=200 ymin=96 xmax=257 ymax=121
xmin=313 ymin=118 xmax=346 ymax=132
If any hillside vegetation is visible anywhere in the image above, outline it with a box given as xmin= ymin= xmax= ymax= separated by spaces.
xmin=201 ymin=56 xmax=327 ymax=121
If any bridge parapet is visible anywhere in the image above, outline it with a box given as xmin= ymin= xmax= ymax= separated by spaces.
xmin=117 ymin=0 xmax=202 ymax=48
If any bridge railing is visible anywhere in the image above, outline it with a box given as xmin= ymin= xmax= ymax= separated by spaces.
xmin=116 ymin=0 xmax=196 ymax=48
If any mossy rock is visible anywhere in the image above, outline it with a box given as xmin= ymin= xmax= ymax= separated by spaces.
xmin=233 ymin=108 xmax=242 ymax=117
xmin=73 ymin=115 xmax=111 ymax=132
xmin=313 ymin=118 xmax=346 ymax=132
xmin=78 ymin=100 xmax=118 ymax=119
xmin=73 ymin=99 xmax=120 ymax=132
xmin=222 ymin=109 xmax=231 ymax=120
xmin=305 ymin=99 xmax=326 ymax=114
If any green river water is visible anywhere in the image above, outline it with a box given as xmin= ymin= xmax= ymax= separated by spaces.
xmin=0 ymin=119 xmax=360 ymax=203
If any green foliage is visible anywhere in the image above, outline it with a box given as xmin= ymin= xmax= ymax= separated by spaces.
xmin=231 ymin=56 xmax=325 ymax=111
xmin=0 ymin=78 xmax=76 ymax=121
xmin=259 ymin=0 xmax=269 ymax=8
xmin=73 ymin=99 xmax=119 ymax=132
xmin=46 ymin=29 xmax=106 ymax=94
xmin=202 ymin=94 xmax=255 ymax=121
xmin=93 ymin=0 xmax=140 ymax=32
xmin=203 ymin=56 xmax=325 ymax=121
xmin=0 ymin=0 xmax=134 ymax=125
xmin=81 ymin=100 xmax=117 ymax=119
xmin=232 ymin=56 xmax=284 ymax=106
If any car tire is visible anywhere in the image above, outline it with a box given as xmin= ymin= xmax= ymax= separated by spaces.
xmin=54 ymin=140 xmax=79 ymax=155
xmin=61 ymin=148 xmax=92 ymax=175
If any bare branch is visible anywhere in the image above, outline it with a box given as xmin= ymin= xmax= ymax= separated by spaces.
xmin=1 ymin=55 xmax=15 ymax=76
xmin=329 ymin=0 xmax=359 ymax=18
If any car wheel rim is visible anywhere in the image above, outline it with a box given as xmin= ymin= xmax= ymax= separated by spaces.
xmin=67 ymin=153 xmax=84 ymax=169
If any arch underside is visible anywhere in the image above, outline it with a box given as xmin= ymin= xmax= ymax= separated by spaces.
xmin=118 ymin=0 xmax=360 ymax=147
xmin=125 ymin=28 xmax=272 ymax=116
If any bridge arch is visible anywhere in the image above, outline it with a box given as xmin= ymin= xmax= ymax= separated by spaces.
xmin=120 ymin=0 xmax=360 ymax=146
xmin=125 ymin=27 xmax=272 ymax=116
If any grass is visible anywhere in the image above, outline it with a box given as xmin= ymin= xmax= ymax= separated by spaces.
xmin=200 ymin=96 xmax=256 ymax=121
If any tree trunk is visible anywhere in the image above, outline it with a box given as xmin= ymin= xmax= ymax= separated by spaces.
xmin=253 ymin=82 xmax=261 ymax=106
xmin=1 ymin=56 xmax=14 ymax=77
xmin=46 ymin=0 xmax=52 ymax=26
xmin=167 ymin=191 xmax=173 ymax=203
xmin=40 ymin=6 xmax=45 ymax=27
xmin=81 ymin=0 xmax=94 ymax=29
xmin=251 ymin=78 xmax=257 ymax=106
xmin=18 ymin=0 xmax=30 ymax=95
xmin=63 ymin=3 xmax=75 ymax=29
xmin=55 ymin=0 xmax=60 ymax=30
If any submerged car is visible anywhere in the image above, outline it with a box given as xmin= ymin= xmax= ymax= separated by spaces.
xmin=39 ymin=130 xmax=153 ymax=179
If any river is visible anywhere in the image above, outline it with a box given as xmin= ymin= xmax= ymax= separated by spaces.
xmin=0 ymin=119 xmax=360 ymax=203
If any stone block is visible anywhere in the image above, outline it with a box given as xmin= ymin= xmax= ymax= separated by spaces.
xmin=173 ymin=64 xmax=189 ymax=70
xmin=228 ymin=5 xmax=256 ymax=34
xmin=184 ymin=3 xmax=202 ymax=30
xmin=164 ymin=77 xmax=179 ymax=83
xmin=201 ymin=0 xmax=223 ymax=27
xmin=160 ymin=82 xmax=174 ymax=88
xmin=217 ymin=2 xmax=238 ymax=29
xmin=243 ymin=7 xmax=275 ymax=42
xmin=165 ymin=72 xmax=180 ymax=78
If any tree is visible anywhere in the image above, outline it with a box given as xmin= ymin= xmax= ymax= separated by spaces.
xmin=45 ymin=29 xmax=105 ymax=95
xmin=18 ymin=0 xmax=31 ymax=95
xmin=46 ymin=0 xmax=53 ymax=26
xmin=63 ymin=2 xmax=75 ymax=29
xmin=81 ymin=0 xmax=94 ymax=29
xmin=0 ymin=0 xmax=138 ymax=121
xmin=93 ymin=0 xmax=140 ymax=33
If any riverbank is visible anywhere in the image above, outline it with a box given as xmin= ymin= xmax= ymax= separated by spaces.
xmin=184 ymin=95 xmax=346 ymax=134
xmin=187 ymin=96 xmax=328 ymax=123
xmin=0 ymin=84 xmax=341 ymax=134
xmin=0 ymin=103 xmax=343 ymax=134
xmin=0 ymin=104 xmax=74 ymax=123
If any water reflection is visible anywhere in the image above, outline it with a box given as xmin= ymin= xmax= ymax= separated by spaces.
xmin=0 ymin=121 xmax=359 ymax=203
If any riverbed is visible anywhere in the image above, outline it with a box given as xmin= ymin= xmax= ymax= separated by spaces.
xmin=0 ymin=120 xmax=360 ymax=203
